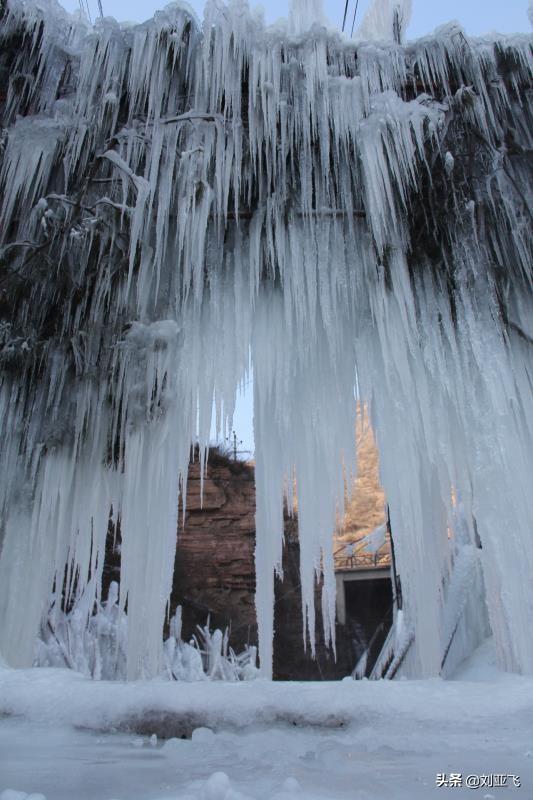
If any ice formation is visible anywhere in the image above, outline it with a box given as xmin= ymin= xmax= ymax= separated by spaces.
xmin=36 ymin=587 xmax=258 ymax=681
xmin=0 ymin=0 xmax=531 ymax=680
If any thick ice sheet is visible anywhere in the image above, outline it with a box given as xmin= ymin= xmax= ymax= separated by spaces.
xmin=0 ymin=643 xmax=532 ymax=800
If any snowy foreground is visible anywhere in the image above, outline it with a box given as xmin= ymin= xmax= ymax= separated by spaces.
xmin=0 ymin=641 xmax=531 ymax=800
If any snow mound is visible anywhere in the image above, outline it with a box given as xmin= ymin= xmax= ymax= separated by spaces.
xmin=451 ymin=637 xmax=502 ymax=682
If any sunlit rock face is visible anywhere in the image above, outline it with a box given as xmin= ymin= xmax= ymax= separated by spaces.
xmin=0 ymin=0 xmax=531 ymax=679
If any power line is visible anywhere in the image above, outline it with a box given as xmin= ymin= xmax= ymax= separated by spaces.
xmin=79 ymin=0 xmax=104 ymax=23
xmin=350 ymin=0 xmax=361 ymax=38
xmin=341 ymin=0 xmax=350 ymax=31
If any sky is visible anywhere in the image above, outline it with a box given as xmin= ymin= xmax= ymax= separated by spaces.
xmin=56 ymin=0 xmax=530 ymax=453
xmin=60 ymin=0 xmax=532 ymax=37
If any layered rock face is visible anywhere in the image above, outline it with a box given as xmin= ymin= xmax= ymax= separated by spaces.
xmin=171 ymin=453 xmax=258 ymax=653
xmin=171 ymin=446 xmax=384 ymax=680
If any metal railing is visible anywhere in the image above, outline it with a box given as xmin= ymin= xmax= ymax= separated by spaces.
xmin=334 ymin=540 xmax=391 ymax=571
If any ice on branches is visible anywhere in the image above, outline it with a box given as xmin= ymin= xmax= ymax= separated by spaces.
xmin=0 ymin=0 xmax=531 ymax=679
xmin=37 ymin=585 xmax=258 ymax=681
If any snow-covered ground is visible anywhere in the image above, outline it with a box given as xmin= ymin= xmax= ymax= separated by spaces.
xmin=0 ymin=639 xmax=531 ymax=800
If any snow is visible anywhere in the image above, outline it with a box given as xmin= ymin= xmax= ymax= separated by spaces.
xmin=0 ymin=0 xmax=532 ymax=683
xmin=0 ymin=642 xmax=532 ymax=799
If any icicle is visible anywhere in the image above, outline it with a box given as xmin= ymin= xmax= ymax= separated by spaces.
xmin=0 ymin=0 xmax=531 ymax=682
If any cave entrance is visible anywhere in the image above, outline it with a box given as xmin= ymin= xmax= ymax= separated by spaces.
xmin=337 ymin=572 xmax=393 ymax=677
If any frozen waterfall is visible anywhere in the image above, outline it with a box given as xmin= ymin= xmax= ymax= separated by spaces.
xmin=0 ymin=0 xmax=531 ymax=679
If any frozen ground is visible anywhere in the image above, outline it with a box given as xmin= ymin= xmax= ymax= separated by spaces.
xmin=0 ymin=639 xmax=531 ymax=800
